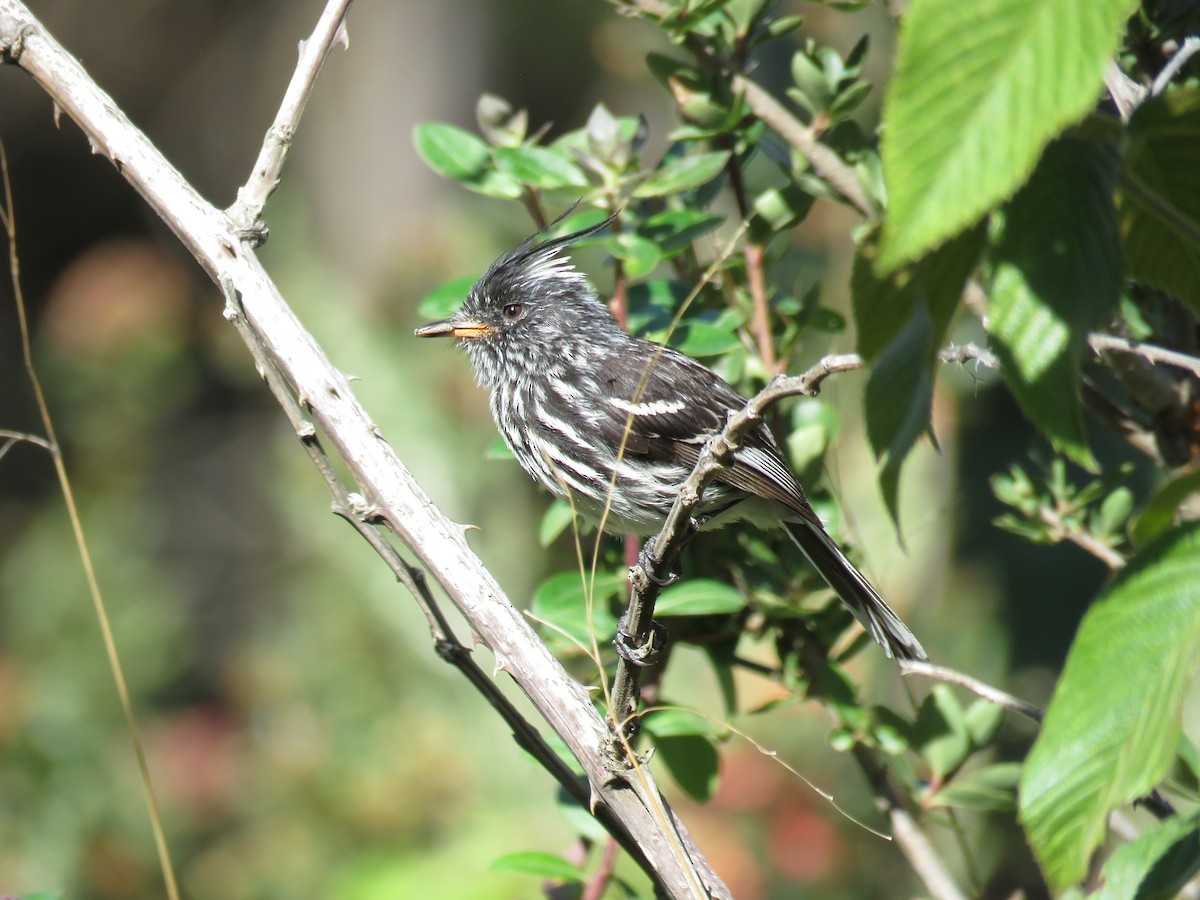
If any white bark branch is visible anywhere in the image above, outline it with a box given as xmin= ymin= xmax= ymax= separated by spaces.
xmin=226 ymin=0 xmax=353 ymax=236
xmin=0 ymin=3 xmax=728 ymax=896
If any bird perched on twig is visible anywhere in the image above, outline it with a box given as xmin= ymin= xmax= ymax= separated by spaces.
xmin=415 ymin=212 xmax=926 ymax=662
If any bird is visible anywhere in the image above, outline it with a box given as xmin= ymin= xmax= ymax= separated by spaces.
xmin=415 ymin=212 xmax=927 ymax=662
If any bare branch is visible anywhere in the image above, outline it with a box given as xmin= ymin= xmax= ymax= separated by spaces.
xmin=1089 ymin=333 xmax=1200 ymax=379
xmin=0 ymin=428 xmax=53 ymax=454
xmin=227 ymin=0 xmax=354 ymax=238
xmin=732 ymin=74 xmax=875 ymax=218
xmin=0 ymin=3 xmax=729 ymax=895
xmin=901 ymin=660 xmax=1044 ymax=723
xmin=1104 ymin=61 xmax=1146 ymax=122
xmin=1153 ymin=37 xmax=1200 ymax=97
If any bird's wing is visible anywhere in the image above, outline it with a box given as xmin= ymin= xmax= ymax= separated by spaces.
xmin=593 ymin=343 xmax=819 ymax=523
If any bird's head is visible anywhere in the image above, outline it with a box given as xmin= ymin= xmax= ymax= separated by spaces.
xmin=415 ymin=211 xmax=620 ymax=388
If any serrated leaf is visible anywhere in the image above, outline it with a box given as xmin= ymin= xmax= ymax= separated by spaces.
xmin=633 ymin=150 xmax=730 ymax=198
xmin=853 ymin=224 xmax=984 ymax=362
xmin=413 ymin=122 xmax=490 ymax=182
xmin=987 ymin=136 xmax=1123 ymax=472
xmin=492 ymin=146 xmax=588 ymax=190
xmin=1019 ymin=525 xmax=1200 ymax=891
xmin=1118 ymin=88 xmax=1200 ymax=307
xmin=417 ymin=276 xmax=475 ymax=320
xmin=490 ymin=851 xmax=585 ymax=882
xmin=1094 ymin=812 xmax=1200 ymax=900
xmin=928 ymin=762 xmax=1021 ymax=812
xmin=656 ymin=579 xmax=744 ymax=616
xmin=879 ymin=0 xmax=1137 ymax=271
xmin=655 ymin=734 xmax=721 ymax=801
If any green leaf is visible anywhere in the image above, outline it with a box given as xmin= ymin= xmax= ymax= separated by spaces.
xmin=607 ymin=233 xmax=662 ymax=278
xmin=854 ymin=224 xmax=983 ymax=522
xmin=669 ymin=321 xmax=743 ymax=357
xmin=656 ymin=579 xmax=744 ymax=616
xmin=987 ymin=136 xmax=1123 ymax=471
xmin=492 ymin=146 xmax=588 ymax=190
xmin=911 ymin=684 xmax=972 ymax=781
xmin=928 ymin=762 xmax=1021 ymax=812
xmin=854 ymin=224 xmax=984 ymax=364
xmin=654 ymin=734 xmax=721 ymax=801
xmin=1118 ymin=88 xmax=1200 ymax=307
xmin=1094 ymin=812 xmax=1200 ymax=900
xmin=964 ymin=698 xmax=1006 ymax=748
xmin=786 ymin=398 xmax=838 ymax=474
xmin=413 ymin=122 xmax=490 ymax=182
xmin=1019 ymin=525 xmax=1200 ymax=891
xmin=539 ymin=499 xmax=576 ymax=547
xmin=639 ymin=209 xmax=724 ymax=255
xmin=879 ymin=0 xmax=1137 ymax=271
xmin=864 ymin=307 xmax=935 ymax=524
xmin=417 ymin=276 xmax=476 ymax=320
xmin=531 ymin=571 xmax=623 ymax=648
xmin=490 ymin=851 xmax=585 ymax=882
xmin=749 ymin=181 xmax=814 ymax=242
xmin=633 ymin=150 xmax=731 ymax=198
xmin=475 ymin=93 xmax=527 ymax=148
xmin=644 ymin=707 xmax=714 ymax=738
xmin=484 ymin=435 xmax=514 ymax=460
xmin=556 ymin=787 xmax=609 ymax=842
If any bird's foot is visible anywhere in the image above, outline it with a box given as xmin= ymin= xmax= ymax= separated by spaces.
xmin=615 ymin=612 xmax=669 ymax=667
xmin=636 ymin=541 xmax=679 ymax=587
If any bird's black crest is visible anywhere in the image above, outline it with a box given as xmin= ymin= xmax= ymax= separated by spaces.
xmin=482 ymin=204 xmax=618 ymax=294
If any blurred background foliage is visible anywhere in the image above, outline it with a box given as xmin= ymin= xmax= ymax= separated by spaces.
xmin=0 ymin=1 xmax=1191 ymax=898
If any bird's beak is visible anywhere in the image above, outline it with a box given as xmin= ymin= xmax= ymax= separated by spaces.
xmin=414 ymin=318 xmax=493 ymax=339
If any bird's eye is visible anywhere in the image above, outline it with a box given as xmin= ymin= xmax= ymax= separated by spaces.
xmin=503 ymin=303 xmax=524 ymax=320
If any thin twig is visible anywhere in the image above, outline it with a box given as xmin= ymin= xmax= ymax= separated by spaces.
xmin=1 ymin=144 xmax=181 ymax=900
xmin=1104 ymin=62 xmax=1146 ymax=122
xmin=900 ymin=660 xmax=1044 ymax=723
xmin=732 ymin=74 xmax=875 ymax=219
xmin=796 ymin=632 xmax=967 ymax=900
xmin=226 ymin=0 xmax=354 ymax=236
xmin=722 ymin=144 xmax=778 ymax=371
xmin=1119 ymin=167 xmax=1200 ymax=251
xmin=1152 ymin=37 xmax=1200 ymax=97
xmin=1038 ymin=503 xmax=1128 ymax=571
xmin=0 ymin=428 xmax=53 ymax=452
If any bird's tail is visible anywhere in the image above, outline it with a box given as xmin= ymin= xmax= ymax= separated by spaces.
xmin=783 ymin=520 xmax=927 ymax=662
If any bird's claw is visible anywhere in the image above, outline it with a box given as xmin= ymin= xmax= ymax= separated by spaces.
xmin=636 ymin=542 xmax=679 ymax=587
xmin=615 ymin=613 xmax=669 ymax=667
